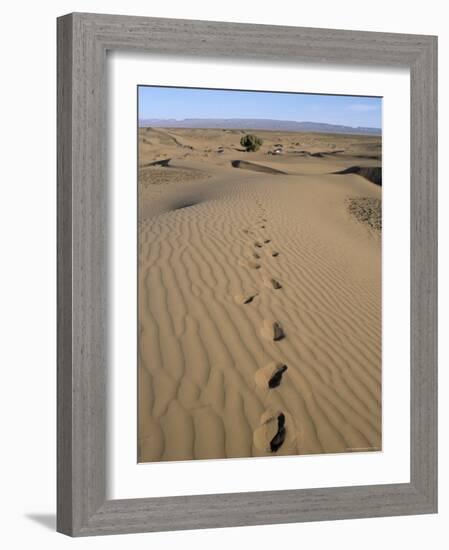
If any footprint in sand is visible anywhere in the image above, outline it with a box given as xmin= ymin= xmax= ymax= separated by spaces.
xmin=262 ymin=275 xmax=282 ymax=290
xmin=271 ymin=251 xmax=280 ymax=257
xmin=255 ymin=362 xmax=288 ymax=390
xmin=264 ymin=239 xmax=271 ymax=244
xmin=234 ymin=293 xmax=258 ymax=305
xmin=253 ymin=409 xmax=296 ymax=453
xmin=239 ymin=258 xmax=261 ymax=270
xmin=261 ymin=319 xmax=285 ymax=341
xmin=254 ymin=241 xmax=263 ymax=248
xmin=270 ymin=413 xmax=286 ymax=452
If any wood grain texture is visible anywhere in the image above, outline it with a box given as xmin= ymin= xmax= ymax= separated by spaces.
xmin=57 ymin=12 xmax=438 ymax=536
xmin=57 ymin=13 xmax=74 ymax=536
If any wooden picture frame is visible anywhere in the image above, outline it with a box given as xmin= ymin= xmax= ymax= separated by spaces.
xmin=57 ymin=12 xmax=437 ymax=536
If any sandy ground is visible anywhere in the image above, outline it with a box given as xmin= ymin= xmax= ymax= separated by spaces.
xmin=138 ymin=128 xmax=382 ymax=462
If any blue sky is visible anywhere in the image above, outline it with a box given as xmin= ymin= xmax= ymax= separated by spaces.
xmin=138 ymin=86 xmax=382 ymax=128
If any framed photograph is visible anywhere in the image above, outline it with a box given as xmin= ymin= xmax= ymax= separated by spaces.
xmin=57 ymin=12 xmax=437 ymax=536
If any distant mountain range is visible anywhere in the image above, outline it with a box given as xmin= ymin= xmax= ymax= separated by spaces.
xmin=138 ymin=118 xmax=381 ymax=135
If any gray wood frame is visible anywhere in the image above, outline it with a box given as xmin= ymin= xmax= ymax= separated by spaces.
xmin=57 ymin=12 xmax=438 ymax=536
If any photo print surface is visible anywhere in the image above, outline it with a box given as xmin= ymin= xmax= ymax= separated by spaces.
xmin=137 ymin=86 xmax=382 ymax=463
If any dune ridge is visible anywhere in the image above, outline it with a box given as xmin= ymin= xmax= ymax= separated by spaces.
xmin=231 ymin=160 xmax=288 ymax=175
xmin=334 ymin=166 xmax=382 ymax=185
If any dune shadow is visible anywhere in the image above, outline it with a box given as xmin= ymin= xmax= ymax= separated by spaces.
xmin=173 ymin=201 xmax=199 ymax=210
xmin=144 ymin=158 xmax=171 ymax=167
xmin=231 ymin=160 xmax=287 ymax=175
xmin=333 ymin=166 xmax=382 ymax=185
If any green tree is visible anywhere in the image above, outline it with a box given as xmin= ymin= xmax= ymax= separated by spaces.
xmin=240 ymin=134 xmax=263 ymax=152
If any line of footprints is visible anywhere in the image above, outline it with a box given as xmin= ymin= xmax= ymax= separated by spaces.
xmin=235 ymin=200 xmax=295 ymax=455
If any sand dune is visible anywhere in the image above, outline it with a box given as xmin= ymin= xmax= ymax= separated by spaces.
xmin=231 ymin=160 xmax=287 ymax=175
xmin=334 ymin=166 xmax=382 ymax=185
xmin=138 ymin=128 xmax=382 ymax=462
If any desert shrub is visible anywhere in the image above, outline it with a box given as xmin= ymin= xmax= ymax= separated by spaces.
xmin=240 ymin=134 xmax=263 ymax=152
xmin=346 ymin=197 xmax=382 ymax=231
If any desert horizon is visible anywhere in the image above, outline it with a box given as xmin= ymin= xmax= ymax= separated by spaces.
xmin=138 ymin=117 xmax=381 ymax=135
xmin=137 ymin=88 xmax=382 ymax=463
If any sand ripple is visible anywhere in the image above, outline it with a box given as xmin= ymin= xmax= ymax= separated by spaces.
xmin=138 ymin=160 xmax=381 ymax=462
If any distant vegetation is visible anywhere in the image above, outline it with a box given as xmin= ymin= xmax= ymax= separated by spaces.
xmin=240 ymin=134 xmax=263 ymax=152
